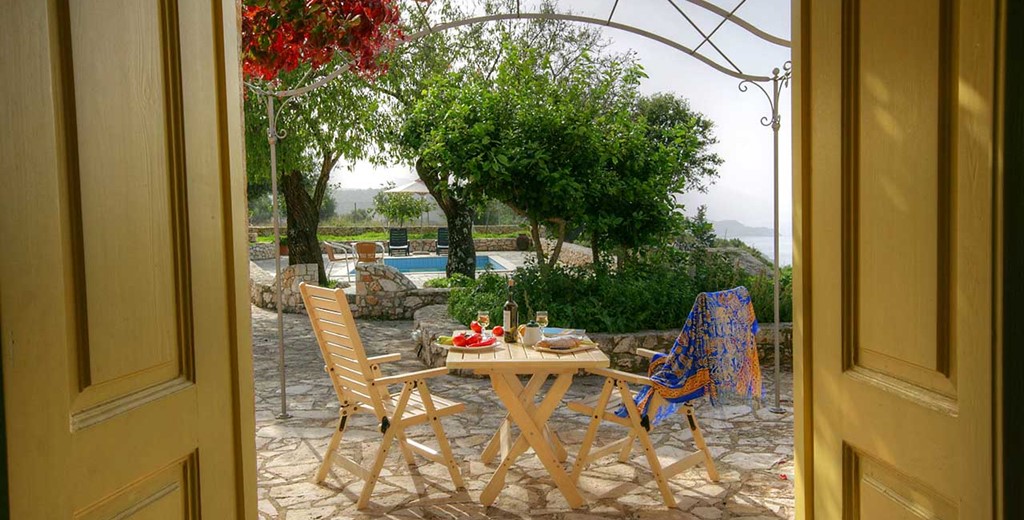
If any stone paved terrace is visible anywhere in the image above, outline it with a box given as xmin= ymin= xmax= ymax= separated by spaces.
xmin=252 ymin=305 xmax=795 ymax=519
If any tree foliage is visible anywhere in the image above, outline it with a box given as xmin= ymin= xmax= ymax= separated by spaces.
xmin=371 ymin=182 xmax=432 ymax=227
xmin=403 ymin=41 xmax=721 ymax=269
xmin=369 ymin=0 xmax=612 ymax=277
xmin=244 ymin=61 xmax=383 ymax=283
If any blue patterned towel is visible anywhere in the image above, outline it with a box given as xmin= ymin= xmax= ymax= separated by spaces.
xmin=616 ymin=287 xmax=762 ymax=425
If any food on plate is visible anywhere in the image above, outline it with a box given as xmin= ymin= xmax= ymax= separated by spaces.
xmin=492 ymin=326 xmax=505 ymax=337
xmin=467 ymin=337 xmax=496 ymax=348
xmin=451 ymin=332 xmax=478 ymax=347
xmin=470 ymin=321 xmax=483 ymax=333
xmin=437 ymin=336 xmax=453 ymax=345
xmin=535 ymin=336 xmax=596 ymax=351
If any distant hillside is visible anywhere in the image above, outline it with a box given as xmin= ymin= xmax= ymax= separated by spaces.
xmin=332 ymin=188 xmax=378 ymax=214
xmin=712 ymin=220 xmax=775 ymax=238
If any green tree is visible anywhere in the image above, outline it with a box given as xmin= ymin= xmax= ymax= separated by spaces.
xmin=636 ymin=93 xmax=723 ymax=194
xmin=405 ymin=42 xmax=718 ymax=270
xmin=373 ymin=0 xmax=611 ymax=277
xmin=245 ymin=62 xmax=381 ymax=284
xmin=371 ymin=182 xmax=432 ymax=227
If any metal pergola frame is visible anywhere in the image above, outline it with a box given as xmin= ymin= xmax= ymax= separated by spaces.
xmin=250 ymin=0 xmax=792 ymax=418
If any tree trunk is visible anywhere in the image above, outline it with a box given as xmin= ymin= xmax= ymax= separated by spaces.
xmin=282 ymin=170 xmax=328 ymax=285
xmin=591 ymin=231 xmax=602 ymax=266
xmin=443 ymin=201 xmax=476 ymax=279
xmin=530 ymin=220 xmax=547 ymax=266
xmin=415 ymin=158 xmax=476 ymax=279
xmin=546 ymin=220 xmax=567 ymax=269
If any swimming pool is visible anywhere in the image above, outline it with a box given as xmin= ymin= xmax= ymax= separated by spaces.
xmin=376 ymin=255 xmax=513 ymax=274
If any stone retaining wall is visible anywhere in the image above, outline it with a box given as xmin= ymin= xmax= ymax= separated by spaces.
xmin=594 ymin=323 xmax=794 ymax=372
xmin=542 ymin=240 xmax=594 ymax=266
xmin=353 ymin=263 xmax=450 ymax=319
xmin=249 ymin=261 xmax=319 ymax=313
xmin=249 ymin=242 xmax=276 ymax=261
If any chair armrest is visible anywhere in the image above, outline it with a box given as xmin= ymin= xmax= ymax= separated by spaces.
xmin=589 ymin=367 xmax=653 ymax=387
xmin=366 ymin=353 xmax=401 ymax=365
xmin=635 ymin=348 xmax=661 ymax=359
xmin=372 ymin=367 xmax=448 ymax=387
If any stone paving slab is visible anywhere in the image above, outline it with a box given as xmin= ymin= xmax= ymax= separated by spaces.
xmin=252 ymin=305 xmax=795 ymax=519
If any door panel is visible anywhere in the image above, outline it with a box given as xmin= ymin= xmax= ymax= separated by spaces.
xmin=846 ymin=0 xmax=956 ymax=400
xmin=798 ymin=0 xmax=999 ymax=518
xmin=69 ymin=0 xmax=192 ymax=410
xmin=0 ymin=1 xmax=255 ymax=518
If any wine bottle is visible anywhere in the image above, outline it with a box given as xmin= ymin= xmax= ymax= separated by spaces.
xmin=503 ymin=277 xmax=519 ymax=343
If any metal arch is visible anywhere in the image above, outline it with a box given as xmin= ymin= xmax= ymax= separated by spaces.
xmin=256 ymin=5 xmax=793 ymax=98
xmin=408 ymin=13 xmax=771 ymax=81
xmin=682 ymin=0 xmax=790 ymax=47
xmin=666 ymin=0 xmax=744 ymax=74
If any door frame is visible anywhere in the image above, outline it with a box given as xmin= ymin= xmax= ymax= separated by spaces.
xmin=1000 ymin=0 xmax=1023 ymax=517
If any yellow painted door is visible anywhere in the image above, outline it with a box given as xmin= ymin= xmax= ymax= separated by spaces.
xmin=0 ymin=1 xmax=256 ymax=518
xmin=794 ymin=0 xmax=1002 ymax=518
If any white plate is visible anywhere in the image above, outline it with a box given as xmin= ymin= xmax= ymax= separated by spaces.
xmin=435 ymin=342 xmax=502 ymax=353
xmin=531 ymin=344 xmax=598 ymax=354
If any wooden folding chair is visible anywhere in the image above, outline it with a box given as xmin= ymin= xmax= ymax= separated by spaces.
xmin=299 ymin=282 xmax=466 ymax=509
xmin=566 ymin=348 xmax=719 ymax=508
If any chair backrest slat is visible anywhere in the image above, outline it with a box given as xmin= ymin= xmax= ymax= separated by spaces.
xmin=300 ymin=282 xmax=383 ymax=411
xmin=389 ymin=228 xmax=408 ymax=246
xmin=437 ymin=227 xmax=449 ymax=246
xmin=355 ymin=242 xmax=380 ymax=263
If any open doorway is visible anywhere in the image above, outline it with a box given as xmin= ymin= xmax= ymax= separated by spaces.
xmin=243 ymin=1 xmax=796 ymax=517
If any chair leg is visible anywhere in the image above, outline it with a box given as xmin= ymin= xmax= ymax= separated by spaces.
xmin=357 ymin=425 xmax=399 ymax=509
xmin=685 ymin=407 xmax=720 ymax=482
xmin=417 ymin=383 xmax=465 ymax=489
xmin=572 ymin=377 xmax=615 ymax=480
xmin=356 ymin=384 xmax=413 ymax=509
xmin=371 ymin=365 xmax=416 ymax=467
xmin=617 ymin=381 xmax=676 ymax=508
xmin=617 ymin=431 xmax=637 ymax=463
xmin=394 ymin=431 xmax=417 ymax=467
xmin=316 ymin=409 xmax=351 ymax=484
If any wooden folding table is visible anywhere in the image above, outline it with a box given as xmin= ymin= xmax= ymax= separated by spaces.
xmin=445 ymin=340 xmax=609 ymax=508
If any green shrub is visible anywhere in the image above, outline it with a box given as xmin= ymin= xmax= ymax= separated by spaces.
xmin=448 ymin=272 xmax=509 ymax=326
xmin=446 ymin=249 xmax=792 ymax=332
xmin=424 ymin=274 xmax=475 ymax=289
xmin=747 ymin=265 xmax=793 ymax=323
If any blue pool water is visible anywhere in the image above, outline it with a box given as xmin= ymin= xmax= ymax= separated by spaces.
xmin=378 ymin=255 xmax=511 ymax=273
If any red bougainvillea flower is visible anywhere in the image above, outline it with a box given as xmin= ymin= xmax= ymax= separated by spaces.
xmin=241 ymin=0 xmax=410 ymax=82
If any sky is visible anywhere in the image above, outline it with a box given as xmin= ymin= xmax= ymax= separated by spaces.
xmin=330 ymin=0 xmax=792 ymax=232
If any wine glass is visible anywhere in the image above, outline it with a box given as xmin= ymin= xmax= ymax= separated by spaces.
xmin=535 ymin=311 xmax=549 ymax=329
xmin=477 ymin=311 xmax=490 ymax=330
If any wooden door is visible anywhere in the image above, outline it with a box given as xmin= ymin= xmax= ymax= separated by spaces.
xmin=793 ymin=0 xmax=1003 ymax=518
xmin=0 ymin=1 xmax=256 ymax=518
